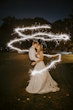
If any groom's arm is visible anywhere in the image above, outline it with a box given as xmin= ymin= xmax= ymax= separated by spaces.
xmin=29 ymin=48 xmax=39 ymax=61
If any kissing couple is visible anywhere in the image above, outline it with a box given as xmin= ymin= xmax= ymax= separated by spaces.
xmin=26 ymin=40 xmax=60 ymax=94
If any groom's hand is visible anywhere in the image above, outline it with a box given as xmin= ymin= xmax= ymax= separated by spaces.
xmin=31 ymin=62 xmax=36 ymax=66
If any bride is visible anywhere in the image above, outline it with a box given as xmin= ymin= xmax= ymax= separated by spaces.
xmin=26 ymin=44 xmax=60 ymax=94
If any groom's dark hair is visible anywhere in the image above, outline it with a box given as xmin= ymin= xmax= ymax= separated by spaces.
xmin=32 ymin=41 xmax=38 ymax=45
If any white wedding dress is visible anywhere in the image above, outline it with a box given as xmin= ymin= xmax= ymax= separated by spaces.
xmin=26 ymin=55 xmax=60 ymax=94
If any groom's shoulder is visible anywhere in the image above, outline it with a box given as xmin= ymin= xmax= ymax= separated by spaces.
xmin=29 ymin=46 xmax=33 ymax=50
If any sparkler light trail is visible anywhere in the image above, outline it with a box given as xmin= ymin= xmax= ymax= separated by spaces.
xmin=7 ymin=25 xmax=70 ymax=76
xmin=31 ymin=54 xmax=61 ymax=76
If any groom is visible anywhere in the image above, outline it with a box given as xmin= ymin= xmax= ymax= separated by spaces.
xmin=29 ymin=40 xmax=39 ymax=68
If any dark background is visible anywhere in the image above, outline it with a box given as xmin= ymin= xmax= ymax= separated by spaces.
xmin=0 ymin=0 xmax=73 ymax=24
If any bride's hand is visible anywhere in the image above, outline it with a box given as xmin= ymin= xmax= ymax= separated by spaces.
xmin=31 ymin=62 xmax=36 ymax=66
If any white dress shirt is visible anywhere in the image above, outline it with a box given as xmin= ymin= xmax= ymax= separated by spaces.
xmin=29 ymin=46 xmax=39 ymax=61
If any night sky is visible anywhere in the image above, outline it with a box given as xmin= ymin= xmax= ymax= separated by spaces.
xmin=0 ymin=0 xmax=73 ymax=25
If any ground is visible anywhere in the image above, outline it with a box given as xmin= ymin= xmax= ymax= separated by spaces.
xmin=0 ymin=53 xmax=73 ymax=110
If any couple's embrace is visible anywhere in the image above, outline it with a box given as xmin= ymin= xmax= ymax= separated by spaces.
xmin=26 ymin=41 xmax=60 ymax=94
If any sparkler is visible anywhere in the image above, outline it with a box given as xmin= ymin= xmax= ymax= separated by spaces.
xmin=7 ymin=25 xmax=70 ymax=75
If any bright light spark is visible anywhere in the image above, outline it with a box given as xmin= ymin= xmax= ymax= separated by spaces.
xmin=7 ymin=25 xmax=70 ymax=75
xmin=31 ymin=54 xmax=61 ymax=76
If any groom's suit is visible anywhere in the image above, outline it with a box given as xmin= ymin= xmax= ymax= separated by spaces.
xmin=29 ymin=46 xmax=39 ymax=68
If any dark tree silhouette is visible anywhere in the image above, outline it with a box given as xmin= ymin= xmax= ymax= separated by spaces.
xmin=0 ymin=13 xmax=73 ymax=52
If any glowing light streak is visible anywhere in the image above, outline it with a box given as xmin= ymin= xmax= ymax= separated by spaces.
xmin=7 ymin=32 xmax=70 ymax=53
xmin=7 ymin=25 xmax=70 ymax=75
xmin=31 ymin=54 xmax=61 ymax=75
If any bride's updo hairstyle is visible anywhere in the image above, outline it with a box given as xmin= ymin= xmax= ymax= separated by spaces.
xmin=39 ymin=44 xmax=43 ymax=51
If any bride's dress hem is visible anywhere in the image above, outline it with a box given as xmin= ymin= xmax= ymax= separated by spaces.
xmin=25 ymin=87 xmax=60 ymax=94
